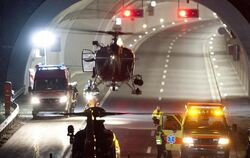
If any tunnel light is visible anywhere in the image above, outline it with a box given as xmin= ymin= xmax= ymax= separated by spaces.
xmin=172 ymin=21 xmax=175 ymax=25
xmin=217 ymin=73 xmax=221 ymax=77
xmin=210 ymin=37 xmax=214 ymax=41
xmin=32 ymin=30 xmax=56 ymax=48
xmin=152 ymin=28 xmax=156 ymax=31
xmin=161 ymin=25 xmax=165 ymax=28
xmin=209 ymin=46 xmax=213 ymax=50
xmin=213 ymin=34 xmax=217 ymax=37
xmin=209 ymin=41 xmax=213 ymax=44
xmin=151 ymin=1 xmax=156 ymax=7
xmin=145 ymin=31 xmax=148 ymax=35
xmin=212 ymin=58 xmax=216 ymax=61
xmin=129 ymin=44 xmax=133 ymax=47
xmin=184 ymin=19 xmax=188 ymax=23
xmin=138 ymin=35 xmax=142 ymax=38
xmin=142 ymin=24 xmax=147 ymax=29
xmin=223 ymin=93 xmax=228 ymax=97
xmin=214 ymin=65 xmax=219 ymax=69
xmin=199 ymin=17 xmax=202 ymax=20
xmin=220 ymin=82 xmax=224 ymax=86
xmin=160 ymin=18 xmax=164 ymax=23
xmin=134 ymin=39 xmax=137 ymax=42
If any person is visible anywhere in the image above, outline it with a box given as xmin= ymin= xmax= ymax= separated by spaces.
xmin=152 ymin=106 xmax=163 ymax=126
xmin=155 ymin=126 xmax=167 ymax=158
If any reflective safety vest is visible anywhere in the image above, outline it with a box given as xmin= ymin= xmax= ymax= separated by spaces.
xmin=156 ymin=131 xmax=163 ymax=145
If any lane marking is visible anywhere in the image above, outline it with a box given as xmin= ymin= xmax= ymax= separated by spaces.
xmin=146 ymin=146 xmax=152 ymax=154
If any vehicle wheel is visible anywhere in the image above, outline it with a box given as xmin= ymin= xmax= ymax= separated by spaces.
xmin=32 ymin=111 xmax=38 ymax=119
xmin=167 ymin=150 xmax=173 ymax=158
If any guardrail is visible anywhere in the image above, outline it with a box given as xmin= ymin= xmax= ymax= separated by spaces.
xmin=0 ymin=87 xmax=25 ymax=138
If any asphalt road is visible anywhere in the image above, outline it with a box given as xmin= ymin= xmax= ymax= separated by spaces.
xmin=0 ymin=19 xmax=247 ymax=158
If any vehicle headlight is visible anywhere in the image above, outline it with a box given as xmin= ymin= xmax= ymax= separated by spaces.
xmin=59 ymin=96 xmax=68 ymax=103
xmin=85 ymin=93 xmax=94 ymax=102
xmin=218 ymin=138 xmax=229 ymax=145
xmin=31 ymin=96 xmax=40 ymax=104
xmin=183 ymin=137 xmax=194 ymax=144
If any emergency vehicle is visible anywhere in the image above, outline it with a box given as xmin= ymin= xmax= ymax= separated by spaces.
xmin=29 ymin=65 xmax=78 ymax=118
xmin=181 ymin=103 xmax=231 ymax=158
xmin=156 ymin=103 xmax=231 ymax=158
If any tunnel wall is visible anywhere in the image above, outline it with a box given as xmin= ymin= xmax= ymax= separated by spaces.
xmin=195 ymin=0 xmax=250 ymax=96
xmin=7 ymin=0 xmax=250 ymax=98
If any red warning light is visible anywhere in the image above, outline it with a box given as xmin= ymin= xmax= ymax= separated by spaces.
xmin=179 ymin=9 xmax=187 ymax=18
xmin=123 ymin=9 xmax=132 ymax=17
xmin=178 ymin=8 xmax=199 ymax=18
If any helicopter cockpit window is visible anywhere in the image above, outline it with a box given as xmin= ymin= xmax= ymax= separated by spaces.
xmin=82 ymin=49 xmax=95 ymax=72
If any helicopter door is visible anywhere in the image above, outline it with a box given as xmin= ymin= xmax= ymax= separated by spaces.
xmin=82 ymin=49 xmax=95 ymax=72
xmin=161 ymin=114 xmax=183 ymax=151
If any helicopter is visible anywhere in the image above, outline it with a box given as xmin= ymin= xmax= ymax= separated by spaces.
xmin=81 ymin=30 xmax=143 ymax=95
xmin=67 ymin=106 xmax=123 ymax=158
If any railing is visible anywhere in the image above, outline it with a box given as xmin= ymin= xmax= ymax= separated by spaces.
xmin=0 ymin=87 xmax=25 ymax=137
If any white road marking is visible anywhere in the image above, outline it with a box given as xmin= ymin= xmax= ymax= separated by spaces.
xmin=146 ymin=146 xmax=152 ymax=154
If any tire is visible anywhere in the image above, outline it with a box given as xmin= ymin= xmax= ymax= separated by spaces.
xmin=32 ymin=110 xmax=38 ymax=119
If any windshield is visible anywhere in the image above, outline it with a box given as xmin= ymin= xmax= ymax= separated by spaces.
xmin=184 ymin=114 xmax=227 ymax=131
xmin=34 ymin=78 xmax=67 ymax=91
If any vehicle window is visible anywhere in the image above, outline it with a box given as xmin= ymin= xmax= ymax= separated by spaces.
xmin=184 ymin=115 xmax=226 ymax=130
xmin=34 ymin=78 xmax=67 ymax=91
xmin=163 ymin=116 xmax=181 ymax=131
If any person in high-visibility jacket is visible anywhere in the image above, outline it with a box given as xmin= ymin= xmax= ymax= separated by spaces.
xmin=155 ymin=126 xmax=167 ymax=158
xmin=152 ymin=106 xmax=163 ymax=126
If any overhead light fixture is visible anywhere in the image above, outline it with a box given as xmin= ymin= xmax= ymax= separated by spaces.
xmin=151 ymin=1 xmax=156 ymax=7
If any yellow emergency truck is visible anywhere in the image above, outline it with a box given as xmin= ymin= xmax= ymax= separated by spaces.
xmin=181 ymin=103 xmax=231 ymax=158
xmin=156 ymin=102 xmax=232 ymax=158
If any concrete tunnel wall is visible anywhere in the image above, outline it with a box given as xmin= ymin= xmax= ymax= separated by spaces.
xmin=7 ymin=0 xmax=250 ymax=97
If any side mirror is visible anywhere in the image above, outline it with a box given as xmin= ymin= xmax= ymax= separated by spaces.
xmin=232 ymin=123 xmax=237 ymax=132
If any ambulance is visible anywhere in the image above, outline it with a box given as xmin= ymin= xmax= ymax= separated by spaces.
xmin=157 ymin=103 xmax=231 ymax=158
xmin=181 ymin=103 xmax=231 ymax=158
xmin=29 ymin=65 xmax=78 ymax=118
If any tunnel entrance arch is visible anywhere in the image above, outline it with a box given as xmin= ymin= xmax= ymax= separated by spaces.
xmin=7 ymin=0 xmax=250 ymax=98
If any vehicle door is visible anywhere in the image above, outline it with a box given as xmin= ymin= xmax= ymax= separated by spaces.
xmin=161 ymin=114 xmax=183 ymax=151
